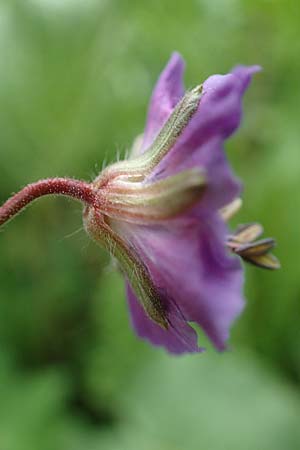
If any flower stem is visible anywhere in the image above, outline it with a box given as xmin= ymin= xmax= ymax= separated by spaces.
xmin=0 ymin=177 xmax=95 ymax=227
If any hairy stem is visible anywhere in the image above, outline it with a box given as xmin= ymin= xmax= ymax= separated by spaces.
xmin=0 ymin=177 xmax=95 ymax=227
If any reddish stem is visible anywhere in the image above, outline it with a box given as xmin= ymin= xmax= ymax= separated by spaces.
xmin=0 ymin=177 xmax=96 ymax=227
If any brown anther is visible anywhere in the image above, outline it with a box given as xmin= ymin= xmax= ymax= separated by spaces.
xmin=227 ymin=223 xmax=280 ymax=270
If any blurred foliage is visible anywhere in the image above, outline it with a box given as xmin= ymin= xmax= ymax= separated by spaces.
xmin=0 ymin=0 xmax=299 ymax=449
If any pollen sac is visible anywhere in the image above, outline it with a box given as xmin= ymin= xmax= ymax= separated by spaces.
xmin=95 ymin=168 xmax=206 ymax=224
xmin=228 ymin=223 xmax=280 ymax=270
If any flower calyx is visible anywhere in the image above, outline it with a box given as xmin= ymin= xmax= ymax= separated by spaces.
xmin=93 ymin=168 xmax=206 ymax=224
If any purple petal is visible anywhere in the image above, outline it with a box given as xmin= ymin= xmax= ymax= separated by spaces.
xmin=126 ymin=283 xmax=203 ymax=354
xmin=111 ymin=59 xmax=257 ymax=353
xmin=148 ymin=65 xmax=260 ymax=199
xmin=149 ymin=136 xmax=241 ymax=212
xmin=142 ymin=52 xmax=185 ymax=151
xmin=191 ymin=137 xmax=241 ymax=211
xmin=117 ymin=213 xmax=245 ymax=351
xmin=231 ymin=65 xmax=262 ymax=91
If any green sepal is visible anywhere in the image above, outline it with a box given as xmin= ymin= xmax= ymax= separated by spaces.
xmin=99 ymin=168 xmax=206 ymax=223
xmin=83 ymin=207 xmax=168 ymax=328
xmin=95 ymin=85 xmax=203 ymax=186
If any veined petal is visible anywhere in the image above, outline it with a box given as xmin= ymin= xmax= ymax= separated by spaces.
xmin=126 ymin=283 xmax=203 ymax=354
xmin=113 ymin=213 xmax=244 ymax=351
xmin=142 ymin=52 xmax=185 ymax=151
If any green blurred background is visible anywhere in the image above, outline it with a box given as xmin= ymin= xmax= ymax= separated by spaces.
xmin=0 ymin=0 xmax=299 ymax=448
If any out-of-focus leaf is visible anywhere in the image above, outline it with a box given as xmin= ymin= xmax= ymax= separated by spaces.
xmin=112 ymin=351 xmax=300 ymax=450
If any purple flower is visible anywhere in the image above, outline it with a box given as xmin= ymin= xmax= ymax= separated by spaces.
xmin=85 ymin=52 xmax=277 ymax=354
xmin=0 ymin=53 xmax=279 ymax=354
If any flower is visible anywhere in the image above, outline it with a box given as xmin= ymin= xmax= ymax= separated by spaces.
xmin=0 ymin=52 xmax=279 ymax=355
xmin=83 ymin=52 xmax=278 ymax=354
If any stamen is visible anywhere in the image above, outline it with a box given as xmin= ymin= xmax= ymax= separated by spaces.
xmin=229 ymin=222 xmax=264 ymax=243
xmin=227 ymin=223 xmax=280 ymax=270
xmin=220 ymin=198 xmax=242 ymax=221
